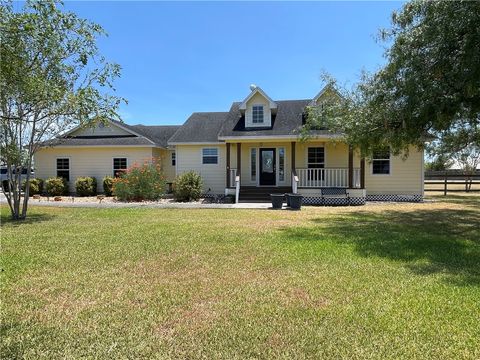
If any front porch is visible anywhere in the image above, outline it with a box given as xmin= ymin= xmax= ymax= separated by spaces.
xmin=224 ymin=140 xmax=367 ymax=204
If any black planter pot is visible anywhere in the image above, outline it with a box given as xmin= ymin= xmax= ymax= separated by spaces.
xmin=270 ymin=194 xmax=284 ymax=209
xmin=289 ymin=194 xmax=303 ymax=210
xmin=285 ymin=193 xmax=294 ymax=207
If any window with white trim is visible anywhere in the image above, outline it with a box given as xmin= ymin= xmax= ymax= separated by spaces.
xmin=171 ymin=152 xmax=176 ymax=166
xmin=113 ymin=158 xmax=127 ymax=177
xmin=250 ymin=148 xmax=256 ymax=182
xmin=279 ymin=147 xmax=285 ymax=182
xmin=372 ymin=148 xmax=390 ymax=174
xmin=202 ymin=148 xmax=218 ymax=164
xmin=56 ymin=158 xmax=70 ymax=181
xmin=252 ymin=105 xmax=264 ymax=124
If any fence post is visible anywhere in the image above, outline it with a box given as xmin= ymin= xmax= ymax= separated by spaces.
xmin=444 ymin=170 xmax=448 ymax=196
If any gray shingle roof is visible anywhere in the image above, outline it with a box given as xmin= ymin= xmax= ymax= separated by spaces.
xmin=129 ymin=125 xmax=181 ymax=147
xmin=168 ymin=112 xmax=229 ymax=143
xmin=218 ymin=100 xmax=311 ymax=138
xmin=41 ymin=136 xmax=155 ymax=147
xmin=41 ymin=121 xmax=181 ymax=148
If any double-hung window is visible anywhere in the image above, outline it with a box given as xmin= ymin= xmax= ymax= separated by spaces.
xmin=252 ymin=105 xmax=264 ymax=124
xmin=372 ymin=148 xmax=390 ymax=174
xmin=171 ymin=152 xmax=176 ymax=166
xmin=202 ymin=148 xmax=218 ymax=164
xmin=56 ymin=158 xmax=70 ymax=181
xmin=307 ymin=147 xmax=325 ymax=168
xmin=113 ymin=158 xmax=127 ymax=177
xmin=307 ymin=147 xmax=325 ymax=181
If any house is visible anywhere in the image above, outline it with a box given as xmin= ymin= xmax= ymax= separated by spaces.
xmin=34 ymin=121 xmax=180 ymax=193
xmin=34 ymin=85 xmax=424 ymax=204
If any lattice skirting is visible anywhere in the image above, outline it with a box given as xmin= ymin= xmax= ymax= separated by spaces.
xmin=366 ymin=194 xmax=423 ymax=202
xmin=302 ymin=196 xmax=366 ymax=206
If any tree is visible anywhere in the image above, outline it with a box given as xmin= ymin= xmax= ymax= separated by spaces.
xmin=0 ymin=0 xmax=125 ymax=219
xmin=305 ymin=1 xmax=480 ymax=157
xmin=427 ymin=121 xmax=480 ymax=191
xmin=424 ymin=154 xmax=453 ymax=172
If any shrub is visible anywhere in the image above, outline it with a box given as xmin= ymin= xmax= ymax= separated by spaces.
xmin=173 ymin=171 xmax=203 ymax=202
xmin=75 ymin=176 xmax=97 ymax=196
xmin=2 ymin=180 xmax=9 ymax=192
xmin=112 ymin=160 xmax=166 ymax=201
xmin=103 ymin=176 xmax=114 ymax=196
xmin=45 ymin=177 xmax=68 ymax=196
xmin=22 ymin=178 xmax=44 ymax=195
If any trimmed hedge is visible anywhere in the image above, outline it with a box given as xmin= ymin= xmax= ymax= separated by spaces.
xmin=22 ymin=178 xmax=44 ymax=195
xmin=75 ymin=176 xmax=97 ymax=196
xmin=173 ymin=171 xmax=203 ymax=202
xmin=103 ymin=176 xmax=114 ymax=196
xmin=45 ymin=177 xmax=68 ymax=196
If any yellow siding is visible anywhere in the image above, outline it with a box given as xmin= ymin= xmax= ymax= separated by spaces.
xmin=152 ymin=148 xmax=176 ymax=182
xmin=295 ymin=141 xmax=357 ymax=168
xmin=366 ymin=146 xmax=423 ymax=195
xmin=34 ymin=147 xmax=154 ymax=192
xmin=175 ymin=144 xmax=226 ymax=193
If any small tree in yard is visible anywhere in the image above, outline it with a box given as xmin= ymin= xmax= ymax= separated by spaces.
xmin=0 ymin=0 xmax=124 ymax=220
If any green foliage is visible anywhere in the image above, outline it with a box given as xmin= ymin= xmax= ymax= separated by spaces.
xmin=173 ymin=171 xmax=203 ymax=202
xmin=427 ymin=121 xmax=480 ymax=176
xmin=425 ymin=155 xmax=453 ymax=172
xmin=103 ymin=176 xmax=114 ymax=196
xmin=22 ymin=178 xmax=44 ymax=195
xmin=1 ymin=198 xmax=479 ymax=358
xmin=75 ymin=176 xmax=97 ymax=197
xmin=0 ymin=0 xmax=125 ymax=219
xmin=112 ymin=161 xmax=166 ymax=201
xmin=305 ymin=1 xmax=480 ymax=156
xmin=45 ymin=177 xmax=68 ymax=196
xmin=2 ymin=180 xmax=10 ymax=192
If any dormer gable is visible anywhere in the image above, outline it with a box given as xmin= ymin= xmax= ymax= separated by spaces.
xmin=309 ymin=84 xmax=341 ymax=107
xmin=239 ymin=85 xmax=277 ymax=128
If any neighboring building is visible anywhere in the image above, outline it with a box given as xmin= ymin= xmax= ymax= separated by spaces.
xmin=34 ymin=85 xmax=424 ymax=203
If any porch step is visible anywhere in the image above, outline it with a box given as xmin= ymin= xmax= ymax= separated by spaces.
xmin=239 ymin=186 xmax=291 ymax=202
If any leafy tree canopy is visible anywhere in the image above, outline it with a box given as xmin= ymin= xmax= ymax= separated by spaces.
xmin=0 ymin=0 xmax=125 ymax=219
xmin=305 ymin=0 xmax=480 ymax=157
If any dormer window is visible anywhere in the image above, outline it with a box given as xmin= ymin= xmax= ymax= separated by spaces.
xmin=252 ymin=105 xmax=264 ymax=124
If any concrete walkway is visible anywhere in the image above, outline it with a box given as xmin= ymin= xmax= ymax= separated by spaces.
xmin=0 ymin=194 xmax=272 ymax=209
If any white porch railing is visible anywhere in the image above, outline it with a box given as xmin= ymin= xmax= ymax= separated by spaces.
xmin=296 ymin=168 xmax=361 ymax=188
xmin=229 ymin=168 xmax=237 ymax=188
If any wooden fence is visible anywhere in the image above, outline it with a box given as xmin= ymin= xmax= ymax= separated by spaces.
xmin=424 ymin=170 xmax=480 ymax=195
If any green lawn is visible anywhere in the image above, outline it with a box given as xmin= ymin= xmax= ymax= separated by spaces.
xmin=1 ymin=197 xmax=479 ymax=359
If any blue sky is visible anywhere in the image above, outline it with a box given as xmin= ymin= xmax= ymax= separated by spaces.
xmin=64 ymin=1 xmax=403 ymax=126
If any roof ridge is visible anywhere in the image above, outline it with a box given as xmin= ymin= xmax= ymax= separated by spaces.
xmin=191 ymin=111 xmax=229 ymax=115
